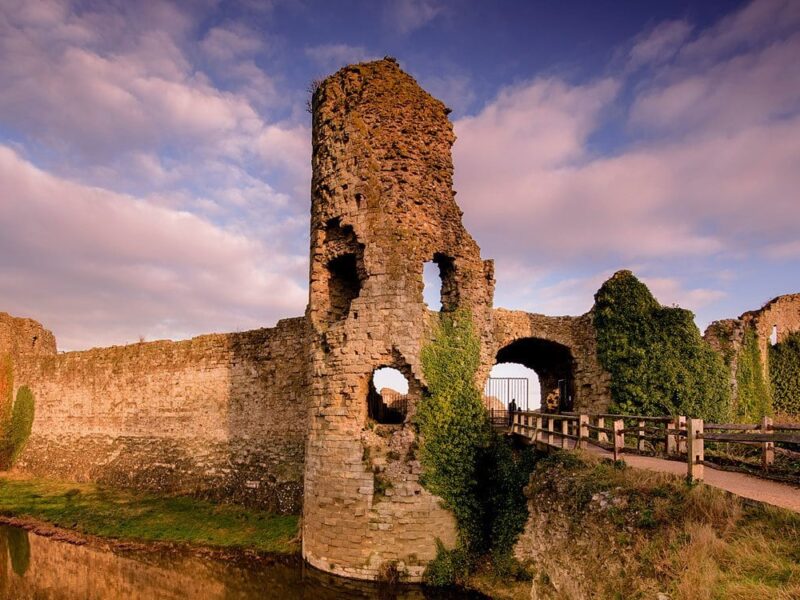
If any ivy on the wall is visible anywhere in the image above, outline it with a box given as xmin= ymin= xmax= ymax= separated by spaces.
xmin=417 ymin=308 xmax=488 ymax=554
xmin=418 ymin=309 xmax=538 ymax=585
xmin=593 ymin=271 xmax=730 ymax=421
xmin=735 ymin=326 xmax=772 ymax=420
xmin=0 ymin=355 xmax=35 ymax=468
xmin=10 ymin=386 xmax=35 ymax=462
xmin=769 ymin=331 xmax=800 ymax=416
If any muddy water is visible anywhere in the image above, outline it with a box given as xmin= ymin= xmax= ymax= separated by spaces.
xmin=0 ymin=525 xmax=483 ymax=599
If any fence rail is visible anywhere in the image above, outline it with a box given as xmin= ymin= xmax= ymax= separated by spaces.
xmin=509 ymin=410 xmax=800 ymax=483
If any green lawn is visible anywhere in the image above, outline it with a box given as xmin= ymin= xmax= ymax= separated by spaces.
xmin=0 ymin=477 xmax=299 ymax=554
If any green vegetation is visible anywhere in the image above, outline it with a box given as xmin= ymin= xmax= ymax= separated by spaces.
xmin=0 ymin=477 xmax=299 ymax=554
xmin=593 ymin=270 xmax=730 ymax=420
xmin=9 ymin=387 xmax=34 ymax=462
xmin=417 ymin=308 xmax=488 ymax=553
xmin=0 ymin=355 xmax=36 ymax=467
xmin=418 ymin=309 xmax=537 ymax=586
xmin=518 ymin=451 xmax=800 ymax=599
xmin=769 ymin=331 xmax=800 ymax=416
xmin=735 ymin=326 xmax=772 ymax=420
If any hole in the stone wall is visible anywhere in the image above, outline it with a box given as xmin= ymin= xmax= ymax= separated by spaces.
xmin=327 ymin=254 xmax=361 ymax=321
xmin=323 ymin=219 xmax=365 ymax=322
xmin=422 ymin=262 xmax=442 ymax=310
xmin=423 ymin=253 xmax=458 ymax=312
xmin=770 ymin=324 xmax=778 ymax=346
xmin=369 ymin=367 xmax=410 ymax=424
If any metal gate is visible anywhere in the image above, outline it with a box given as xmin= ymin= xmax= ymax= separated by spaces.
xmin=484 ymin=377 xmax=529 ymax=428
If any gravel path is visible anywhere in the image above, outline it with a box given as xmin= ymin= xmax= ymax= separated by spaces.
xmin=588 ymin=447 xmax=800 ymax=513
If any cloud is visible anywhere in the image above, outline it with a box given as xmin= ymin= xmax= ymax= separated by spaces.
xmin=304 ymin=44 xmax=376 ymax=72
xmin=454 ymin=0 xmax=800 ymax=308
xmin=627 ymin=20 xmax=693 ymax=69
xmin=385 ymin=0 xmax=444 ymax=34
xmin=0 ymin=146 xmax=307 ymax=350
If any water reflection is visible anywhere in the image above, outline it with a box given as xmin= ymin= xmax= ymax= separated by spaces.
xmin=0 ymin=525 xmax=483 ymax=599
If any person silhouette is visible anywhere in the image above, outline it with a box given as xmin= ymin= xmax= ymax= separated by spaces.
xmin=508 ymin=398 xmax=517 ymax=427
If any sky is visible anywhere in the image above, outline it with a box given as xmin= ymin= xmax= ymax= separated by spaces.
xmin=1 ymin=0 xmax=799 ymax=360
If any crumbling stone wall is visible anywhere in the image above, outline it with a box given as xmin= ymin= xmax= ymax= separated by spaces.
xmin=302 ymin=58 xmax=496 ymax=581
xmin=491 ymin=309 xmax=611 ymax=413
xmin=705 ymin=293 xmax=800 ymax=407
xmin=0 ymin=312 xmax=56 ymax=361
xmin=12 ymin=318 xmax=310 ymax=513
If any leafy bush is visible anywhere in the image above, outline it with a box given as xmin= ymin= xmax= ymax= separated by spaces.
xmin=423 ymin=540 xmax=471 ymax=587
xmin=593 ymin=270 xmax=730 ymax=420
xmin=736 ymin=326 xmax=772 ymax=420
xmin=10 ymin=386 xmax=35 ymax=461
xmin=418 ymin=309 xmax=539 ymax=584
xmin=417 ymin=308 xmax=489 ymax=553
xmin=0 ymin=356 xmax=35 ymax=467
xmin=770 ymin=331 xmax=800 ymax=415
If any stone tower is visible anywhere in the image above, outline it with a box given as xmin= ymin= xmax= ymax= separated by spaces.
xmin=302 ymin=58 xmax=495 ymax=581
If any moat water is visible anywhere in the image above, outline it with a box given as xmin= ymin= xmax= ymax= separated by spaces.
xmin=0 ymin=524 xmax=484 ymax=599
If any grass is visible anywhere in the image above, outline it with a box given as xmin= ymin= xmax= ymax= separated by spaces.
xmin=516 ymin=451 xmax=800 ymax=599
xmin=0 ymin=475 xmax=299 ymax=554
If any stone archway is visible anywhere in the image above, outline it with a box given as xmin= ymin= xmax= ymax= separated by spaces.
xmin=495 ymin=337 xmax=576 ymax=411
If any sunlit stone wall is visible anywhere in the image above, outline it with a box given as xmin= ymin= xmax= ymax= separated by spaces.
xmin=9 ymin=317 xmax=310 ymax=513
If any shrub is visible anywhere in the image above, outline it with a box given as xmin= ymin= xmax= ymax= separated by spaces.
xmin=10 ymin=386 xmax=35 ymax=461
xmin=736 ymin=326 xmax=772 ymax=420
xmin=593 ymin=270 xmax=730 ymax=420
xmin=417 ymin=308 xmax=489 ymax=553
xmin=419 ymin=309 xmax=539 ymax=584
xmin=423 ymin=540 xmax=471 ymax=587
xmin=770 ymin=331 xmax=800 ymax=415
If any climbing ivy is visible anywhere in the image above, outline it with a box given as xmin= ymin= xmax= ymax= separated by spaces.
xmin=0 ymin=355 xmax=35 ymax=467
xmin=10 ymin=386 xmax=35 ymax=462
xmin=735 ymin=326 xmax=772 ymax=420
xmin=417 ymin=308 xmax=488 ymax=554
xmin=593 ymin=271 xmax=730 ymax=421
xmin=418 ymin=309 xmax=538 ymax=585
xmin=769 ymin=331 xmax=800 ymax=416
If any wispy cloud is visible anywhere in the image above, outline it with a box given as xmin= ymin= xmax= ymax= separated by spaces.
xmin=0 ymin=145 xmax=307 ymax=350
xmin=305 ymin=43 xmax=377 ymax=72
xmin=384 ymin=0 xmax=444 ymax=34
xmin=454 ymin=0 xmax=800 ymax=319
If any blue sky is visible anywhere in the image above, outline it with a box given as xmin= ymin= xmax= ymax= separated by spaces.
xmin=1 ymin=0 xmax=798 ymax=354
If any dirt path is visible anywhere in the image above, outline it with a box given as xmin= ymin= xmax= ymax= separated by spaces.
xmin=588 ymin=447 xmax=800 ymax=513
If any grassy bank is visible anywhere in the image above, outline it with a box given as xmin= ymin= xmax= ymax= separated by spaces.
xmin=0 ymin=475 xmax=299 ymax=554
xmin=512 ymin=451 xmax=800 ymax=599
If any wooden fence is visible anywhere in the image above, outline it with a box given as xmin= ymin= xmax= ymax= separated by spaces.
xmin=510 ymin=410 xmax=800 ymax=482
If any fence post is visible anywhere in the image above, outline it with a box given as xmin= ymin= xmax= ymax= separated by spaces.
xmin=638 ymin=419 xmax=646 ymax=452
xmin=536 ymin=414 xmax=543 ymax=444
xmin=597 ymin=416 xmax=607 ymax=444
xmin=579 ymin=414 xmax=589 ymax=449
xmin=547 ymin=416 xmax=555 ymax=446
xmin=613 ymin=419 xmax=625 ymax=461
xmin=761 ymin=416 xmax=774 ymax=469
xmin=687 ymin=418 xmax=704 ymax=482
xmin=666 ymin=416 xmax=677 ymax=455
xmin=561 ymin=418 xmax=569 ymax=449
xmin=678 ymin=416 xmax=688 ymax=454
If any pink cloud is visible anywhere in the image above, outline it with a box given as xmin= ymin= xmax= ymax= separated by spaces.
xmin=454 ymin=0 xmax=798 ymax=320
xmin=0 ymin=146 xmax=307 ymax=350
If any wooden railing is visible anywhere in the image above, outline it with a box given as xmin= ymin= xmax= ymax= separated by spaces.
xmin=510 ymin=410 xmax=800 ymax=483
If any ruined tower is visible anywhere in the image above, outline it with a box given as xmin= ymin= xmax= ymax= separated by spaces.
xmin=302 ymin=58 xmax=496 ymax=580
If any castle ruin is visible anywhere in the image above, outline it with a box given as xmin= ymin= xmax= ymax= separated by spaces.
xmin=1 ymin=59 xmax=798 ymax=581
